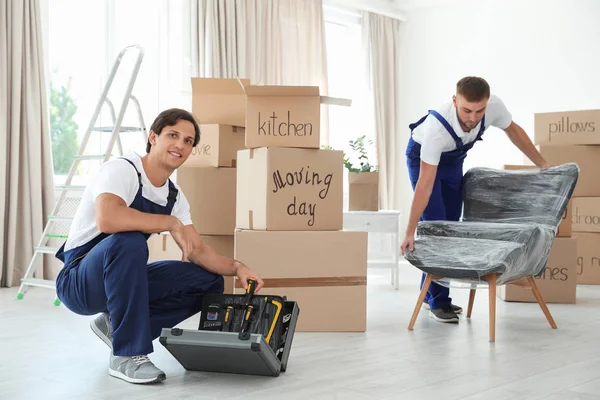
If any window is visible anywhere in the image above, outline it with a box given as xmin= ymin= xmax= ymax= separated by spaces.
xmin=324 ymin=7 xmax=375 ymax=210
xmin=45 ymin=0 xmax=189 ymax=185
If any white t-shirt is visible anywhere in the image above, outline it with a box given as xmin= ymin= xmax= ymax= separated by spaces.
xmin=411 ymin=94 xmax=513 ymax=166
xmin=64 ymin=153 xmax=193 ymax=251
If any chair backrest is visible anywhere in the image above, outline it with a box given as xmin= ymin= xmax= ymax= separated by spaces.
xmin=461 ymin=163 xmax=579 ymax=229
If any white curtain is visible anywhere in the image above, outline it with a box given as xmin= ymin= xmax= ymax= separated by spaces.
xmin=0 ymin=0 xmax=54 ymax=287
xmin=362 ymin=11 xmax=402 ymax=211
xmin=191 ymin=0 xmax=329 ymax=142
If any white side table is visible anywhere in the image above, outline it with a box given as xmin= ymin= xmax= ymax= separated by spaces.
xmin=343 ymin=210 xmax=402 ymax=290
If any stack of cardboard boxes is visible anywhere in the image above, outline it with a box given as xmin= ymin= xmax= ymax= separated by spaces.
xmin=232 ymin=83 xmax=369 ymax=332
xmin=499 ymin=108 xmax=600 ymax=304
xmin=533 ymin=109 xmax=600 ymax=287
xmin=148 ymin=78 xmax=369 ymax=332
xmin=147 ymin=78 xmax=249 ymax=294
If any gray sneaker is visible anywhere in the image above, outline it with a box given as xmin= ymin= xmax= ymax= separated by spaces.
xmin=109 ymin=354 xmax=166 ymax=384
xmin=429 ymin=305 xmax=459 ymax=323
xmin=90 ymin=312 xmax=113 ymax=349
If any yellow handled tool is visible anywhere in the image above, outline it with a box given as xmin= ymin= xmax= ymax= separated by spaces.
xmin=238 ymin=279 xmax=257 ymax=340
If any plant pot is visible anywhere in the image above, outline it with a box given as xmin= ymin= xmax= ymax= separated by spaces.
xmin=348 ymin=171 xmax=379 ymax=211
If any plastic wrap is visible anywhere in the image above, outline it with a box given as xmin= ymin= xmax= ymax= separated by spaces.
xmin=404 ymin=163 xmax=579 ymax=286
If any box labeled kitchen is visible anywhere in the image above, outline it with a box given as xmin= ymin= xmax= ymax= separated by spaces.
xmin=236 ymin=147 xmax=343 ymax=231
xmin=184 ymin=124 xmax=245 ymax=168
xmin=534 ymin=109 xmax=600 ymax=145
xmin=234 ymin=229 xmax=368 ymax=332
xmin=239 ymin=83 xmax=351 ymax=149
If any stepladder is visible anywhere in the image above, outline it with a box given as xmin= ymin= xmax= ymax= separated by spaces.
xmin=17 ymin=45 xmax=147 ymax=304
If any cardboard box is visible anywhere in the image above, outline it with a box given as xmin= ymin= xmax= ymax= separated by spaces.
xmin=538 ymin=146 xmax=600 ymax=197
xmin=234 ymin=230 xmax=368 ymax=332
xmin=184 ymin=124 xmax=245 ymax=168
xmin=239 ymin=83 xmax=351 ymax=149
xmin=498 ymin=237 xmax=577 ymax=304
xmin=573 ymin=232 xmax=600 ymax=284
xmin=177 ymin=166 xmax=236 ymax=235
xmin=502 ymin=164 xmax=572 ymax=236
xmin=534 ymin=109 xmax=600 ymax=145
xmin=236 ymin=147 xmax=343 ymax=231
xmin=191 ymin=78 xmax=250 ymax=127
xmin=572 ymin=197 xmax=600 ymax=233
xmin=147 ymin=232 xmax=235 ymax=293
xmin=348 ymin=172 xmax=379 ymax=211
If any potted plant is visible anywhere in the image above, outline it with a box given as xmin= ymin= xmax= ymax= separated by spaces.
xmin=325 ymin=135 xmax=379 ymax=211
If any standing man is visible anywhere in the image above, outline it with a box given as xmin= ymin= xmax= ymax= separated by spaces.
xmin=400 ymin=77 xmax=550 ymax=323
xmin=55 ymin=108 xmax=264 ymax=384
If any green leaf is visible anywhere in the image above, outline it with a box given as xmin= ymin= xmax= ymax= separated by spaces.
xmin=50 ymin=76 xmax=80 ymax=175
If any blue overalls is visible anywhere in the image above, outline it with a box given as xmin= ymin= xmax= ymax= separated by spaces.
xmin=405 ymin=110 xmax=486 ymax=310
xmin=55 ymin=158 xmax=224 ymax=356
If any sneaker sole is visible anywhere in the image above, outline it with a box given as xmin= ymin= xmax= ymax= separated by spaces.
xmin=90 ymin=320 xmax=113 ymax=350
xmin=429 ymin=311 xmax=459 ymax=323
xmin=109 ymin=368 xmax=166 ymax=384
xmin=422 ymin=303 xmax=463 ymax=314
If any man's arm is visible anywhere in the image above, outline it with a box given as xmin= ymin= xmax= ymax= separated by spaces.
xmin=406 ymin=161 xmax=437 ymax=236
xmin=184 ymin=225 xmax=265 ymax=291
xmin=401 ymin=161 xmax=438 ymax=253
xmin=95 ymin=193 xmax=178 ymax=234
xmin=185 ymin=226 xmax=238 ymax=276
xmin=503 ymin=121 xmax=550 ymax=168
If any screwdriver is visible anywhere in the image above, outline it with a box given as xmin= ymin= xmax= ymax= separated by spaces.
xmin=238 ymin=279 xmax=257 ymax=340
xmin=223 ymin=305 xmax=234 ymax=332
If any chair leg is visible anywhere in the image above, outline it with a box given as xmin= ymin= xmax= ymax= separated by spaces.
xmin=467 ymin=289 xmax=476 ymax=318
xmin=486 ymin=274 xmax=497 ymax=343
xmin=408 ymin=273 xmax=433 ymax=330
xmin=527 ymin=277 xmax=558 ymax=329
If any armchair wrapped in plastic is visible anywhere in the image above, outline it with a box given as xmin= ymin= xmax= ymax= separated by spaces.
xmin=405 ymin=163 xmax=579 ymax=341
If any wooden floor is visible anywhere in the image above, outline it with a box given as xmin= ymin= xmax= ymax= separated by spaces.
xmin=2 ymin=263 xmax=600 ymax=400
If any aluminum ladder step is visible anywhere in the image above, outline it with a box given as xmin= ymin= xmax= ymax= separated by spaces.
xmin=47 ymin=215 xmax=74 ymax=221
xmin=20 ymin=278 xmax=56 ymax=289
xmin=74 ymin=155 xmax=108 ymax=161
xmin=92 ymin=126 xmax=145 ymax=133
xmin=34 ymin=246 xmax=60 ymax=254
xmin=55 ymin=184 xmax=86 ymax=191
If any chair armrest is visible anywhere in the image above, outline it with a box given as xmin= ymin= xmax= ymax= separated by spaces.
xmin=416 ymin=221 xmax=552 ymax=244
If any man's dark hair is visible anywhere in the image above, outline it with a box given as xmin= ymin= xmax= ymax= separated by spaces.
xmin=146 ymin=108 xmax=200 ymax=153
xmin=456 ymin=77 xmax=490 ymax=102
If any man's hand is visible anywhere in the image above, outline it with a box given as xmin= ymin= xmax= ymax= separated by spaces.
xmin=401 ymin=234 xmax=415 ymax=256
xmin=235 ymin=261 xmax=265 ymax=293
xmin=169 ymin=217 xmax=195 ymax=262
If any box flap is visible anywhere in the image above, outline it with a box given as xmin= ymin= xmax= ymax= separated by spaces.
xmin=320 ymin=96 xmax=352 ymax=107
xmin=242 ymin=85 xmax=320 ymax=97
xmin=192 ymin=77 xmax=250 ymax=95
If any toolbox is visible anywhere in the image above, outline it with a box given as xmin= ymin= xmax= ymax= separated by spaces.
xmin=159 ymin=280 xmax=300 ymax=377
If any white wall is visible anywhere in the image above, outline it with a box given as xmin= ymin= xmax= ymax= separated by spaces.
xmin=396 ymin=0 xmax=600 ymax=229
